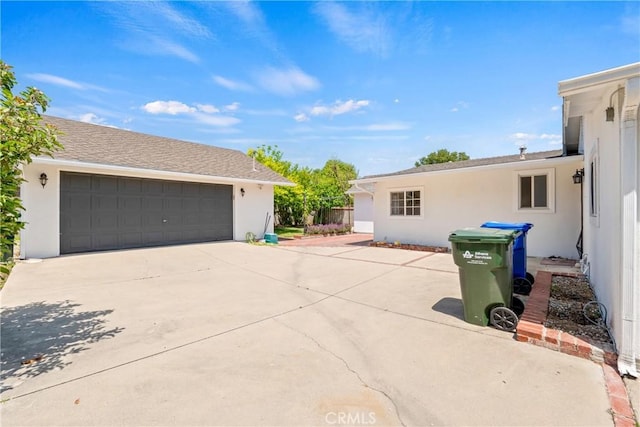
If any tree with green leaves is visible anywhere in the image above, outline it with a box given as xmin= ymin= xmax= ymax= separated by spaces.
xmin=1 ymin=61 xmax=62 ymax=268
xmin=247 ymin=145 xmax=357 ymax=226
xmin=414 ymin=148 xmax=470 ymax=167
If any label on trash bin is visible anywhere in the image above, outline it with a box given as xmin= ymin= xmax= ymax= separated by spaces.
xmin=462 ymin=250 xmax=492 ymax=265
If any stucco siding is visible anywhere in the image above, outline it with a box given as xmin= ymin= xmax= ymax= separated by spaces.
xmin=353 ymin=193 xmax=374 ymax=233
xmin=372 ymin=158 xmax=582 ymax=258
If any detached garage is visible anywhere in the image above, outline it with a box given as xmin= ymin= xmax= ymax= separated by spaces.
xmin=20 ymin=116 xmax=292 ymax=259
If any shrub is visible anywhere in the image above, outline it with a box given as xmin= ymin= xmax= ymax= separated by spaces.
xmin=305 ymin=223 xmax=351 ymax=236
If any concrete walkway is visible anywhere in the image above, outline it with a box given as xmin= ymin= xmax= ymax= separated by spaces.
xmin=0 ymin=242 xmax=614 ymax=426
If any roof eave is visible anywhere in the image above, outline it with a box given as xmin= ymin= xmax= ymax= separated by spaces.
xmin=558 ymin=62 xmax=640 ymax=97
xmin=31 ymin=157 xmax=296 ymax=186
xmin=352 ymin=154 xmax=583 ymax=184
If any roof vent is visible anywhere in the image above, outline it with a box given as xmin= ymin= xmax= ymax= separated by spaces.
xmin=519 ymin=145 xmax=526 ymax=160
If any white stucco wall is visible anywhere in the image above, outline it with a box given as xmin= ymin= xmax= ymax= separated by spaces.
xmin=20 ymin=160 xmax=276 ymax=258
xmin=233 ymin=183 xmax=275 ymax=240
xmin=578 ymin=79 xmax=640 ymax=371
xmin=369 ymin=157 xmax=582 ymax=258
xmin=353 ymin=193 xmax=374 ymax=233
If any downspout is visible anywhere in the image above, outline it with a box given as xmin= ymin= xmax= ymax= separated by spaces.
xmin=618 ymin=77 xmax=639 ymax=377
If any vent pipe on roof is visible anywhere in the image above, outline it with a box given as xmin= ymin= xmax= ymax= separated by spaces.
xmin=519 ymin=145 xmax=526 ymax=160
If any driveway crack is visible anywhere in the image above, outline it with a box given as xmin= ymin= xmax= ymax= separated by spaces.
xmin=275 ymin=319 xmax=407 ymax=427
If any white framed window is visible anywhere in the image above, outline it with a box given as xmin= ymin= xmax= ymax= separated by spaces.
xmin=514 ymin=168 xmax=555 ymax=213
xmin=389 ymin=188 xmax=422 ymax=217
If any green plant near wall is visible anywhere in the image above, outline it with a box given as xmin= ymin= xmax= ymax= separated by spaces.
xmin=0 ymin=61 xmax=62 ymax=271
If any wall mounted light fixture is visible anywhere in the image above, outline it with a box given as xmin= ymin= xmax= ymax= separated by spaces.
xmin=240 ymin=188 xmax=245 ymax=197
xmin=572 ymin=168 xmax=584 ymax=185
xmin=39 ymin=172 xmax=48 ymax=188
xmin=605 ymin=87 xmax=624 ymax=122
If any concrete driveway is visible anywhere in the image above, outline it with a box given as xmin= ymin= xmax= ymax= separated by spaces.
xmin=1 ymin=242 xmax=613 ymax=426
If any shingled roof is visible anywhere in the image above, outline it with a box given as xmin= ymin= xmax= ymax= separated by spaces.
xmin=360 ymin=149 xmax=566 ymax=180
xmin=42 ymin=116 xmax=292 ymax=185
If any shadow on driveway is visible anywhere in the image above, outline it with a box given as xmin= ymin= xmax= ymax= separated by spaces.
xmin=0 ymin=300 xmax=124 ymax=393
xmin=431 ymin=297 xmax=465 ymax=321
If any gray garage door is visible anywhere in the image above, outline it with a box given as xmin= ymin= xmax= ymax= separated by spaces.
xmin=60 ymin=172 xmax=233 ymax=254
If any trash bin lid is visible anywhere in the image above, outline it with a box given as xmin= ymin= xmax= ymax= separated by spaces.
xmin=448 ymin=227 xmax=519 ymax=243
xmin=481 ymin=221 xmax=533 ymax=232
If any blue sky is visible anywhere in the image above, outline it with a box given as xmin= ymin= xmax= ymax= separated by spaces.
xmin=3 ymin=1 xmax=639 ymax=177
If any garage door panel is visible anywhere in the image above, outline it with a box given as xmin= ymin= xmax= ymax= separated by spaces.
xmin=119 ymin=214 xmax=142 ymax=229
xmin=119 ymin=196 xmax=142 ymax=211
xmin=119 ymin=233 xmax=142 ymax=247
xmin=92 ymin=212 xmax=118 ymax=230
xmin=64 ymin=235 xmax=92 ymax=253
xmin=93 ymin=194 xmax=118 ymax=210
xmin=60 ymin=172 xmax=234 ymax=254
xmin=93 ymin=233 xmax=119 ymax=250
xmin=93 ymin=175 xmax=118 ymax=192
xmin=63 ymin=173 xmax=91 ymax=191
xmin=119 ymin=178 xmax=142 ymax=194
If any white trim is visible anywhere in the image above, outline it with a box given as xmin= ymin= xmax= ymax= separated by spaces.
xmin=513 ymin=168 xmax=556 ymax=213
xmin=388 ymin=186 xmax=424 ymax=219
xmin=588 ymin=140 xmax=600 ymax=226
xmin=618 ymin=76 xmax=640 ymax=376
xmin=32 ymin=157 xmax=295 ymax=186
xmin=353 ymin=155 xmax=582 ymax=185
xmin=558 ymin=62 xmax=640 ymax=96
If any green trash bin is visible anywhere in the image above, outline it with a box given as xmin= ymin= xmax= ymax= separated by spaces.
xmin=448 ymin=227 xmax=522 ymax=331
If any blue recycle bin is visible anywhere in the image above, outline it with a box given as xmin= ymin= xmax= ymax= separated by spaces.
xmin=481 ymin=221 xmax=534 ymax=294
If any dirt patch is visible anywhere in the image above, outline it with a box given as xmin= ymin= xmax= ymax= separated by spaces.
xmin=370 ymin=241 xmax=450 ymax=253
xmin=545 ymin=275 xmax=613 ymax=346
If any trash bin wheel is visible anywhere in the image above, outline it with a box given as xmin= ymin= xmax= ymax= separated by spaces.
xmin=513 ymin=277 xmax=532 ymax=295
xmin=489 ymin=306 xmax=519 ymax=332
xmin=526 ymin=272 xmax=535 ymax=285
xmin=511 ymin=296 xmax=525 ymax=317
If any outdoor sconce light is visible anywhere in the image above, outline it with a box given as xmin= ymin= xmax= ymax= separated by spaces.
xmin=39 ymin=172 xmax=48 ymax=188
xmin=605 ymin=87 xmax=624 ymax=122
xmin=240 ymin=188 xmax=245 ymax=197
xmin=572 ymin=168 xmax=584 ymax=185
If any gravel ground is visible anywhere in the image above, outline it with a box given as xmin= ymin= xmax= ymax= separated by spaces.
xmin=545 ymin=275 xmax=613 ymax=345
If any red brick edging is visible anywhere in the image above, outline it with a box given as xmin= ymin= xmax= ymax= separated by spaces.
xmin=516 ymin=271 xmax=636 ymax=427
xmin=515 ymin=271 xmax=617 ymax=364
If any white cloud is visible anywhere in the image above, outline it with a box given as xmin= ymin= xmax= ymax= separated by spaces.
xmin=314 ymin=2 xmax=391 ymax=57
xmin=78 ymin=113 xmax=106 ymax=124
xmin=224 ymin=102 xmax=240 ymax=112
xmin=150 ymin=37 xmax=200 ymax=63
xmin=142 ymin=100 xmax=240 ymax=127
xmin=450 ymin=101 xmax=470 ymax=112
xmin=509 ymin=132 xmax=562 ymax=146
xmin=257 ymin=66 xmax=320 ymax=96
xmin=96 ymin=2 xmax=209 ymax=63
xmin=196 ymin=104 xmax=220 ymax=113
xmin=551 ymin=105 xmax=560 ymax=112
xmin=26 ymin=73 xmax=109 ymax=92
xmin=143 ymin=100 xmax=196 ymax=115
xmin=365 ymin=122 xmax=410 ymax=131
xmin=27 ymin=73 xmax=83 ymax=89
xmin=192 ymin=113 xmax=240 ymax=127
xmin=294 ymin=113 xmax=310 ymax=122
xmin=310 ymin=99 xmax=370 ymax=117
xmin=213 ymin=75 xmax=253 ymax=92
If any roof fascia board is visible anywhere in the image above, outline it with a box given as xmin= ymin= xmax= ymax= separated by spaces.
xmin=352 ymin=155 xmax=584 ymax=184
xmin=558 ymin=63 xmax=640 ymax=97
xmin=31 ymin=157 xmax=296 ymax=186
